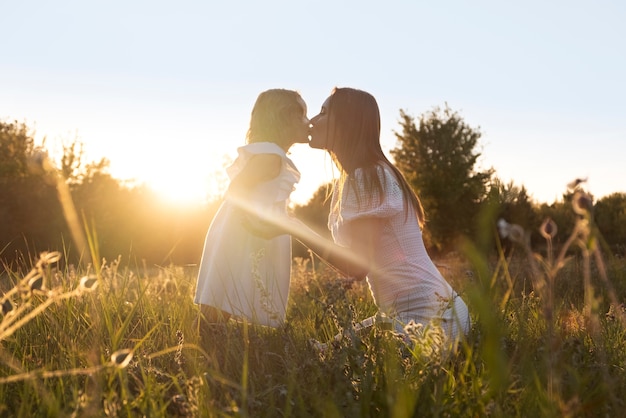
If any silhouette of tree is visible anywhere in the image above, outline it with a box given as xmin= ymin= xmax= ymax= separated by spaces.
xmin=0 ymin=121 xmax=66 ymax=263
xmin=594 ymin=192 xmax=626 ymax=255
xmin=391 ymin=105 xmax=493 ymax=253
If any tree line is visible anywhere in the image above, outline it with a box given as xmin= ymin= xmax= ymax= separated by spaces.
xmin=1 ymin=107 xmax=624 ymax=269
xmin=0 ymin=120 xmax=220 ymax=268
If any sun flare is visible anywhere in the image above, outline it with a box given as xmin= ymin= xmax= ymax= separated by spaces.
xmin=106 ymin=148 xmax=232 ymax=207
xmin=143 ymin=167 xmax=228 ymax=206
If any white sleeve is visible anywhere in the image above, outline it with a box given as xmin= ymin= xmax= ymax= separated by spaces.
xmin=339 ymin=166 xmax=404 ymax=222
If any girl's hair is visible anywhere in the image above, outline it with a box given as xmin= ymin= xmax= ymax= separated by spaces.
xmin=246 ymin=89 xmax=304 ymax=147
xmin=326 ymin=87 xmax=425 ymax=226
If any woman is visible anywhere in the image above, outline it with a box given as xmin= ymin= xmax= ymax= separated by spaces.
xmin=278 ymin=87 xmax=470 ymax=345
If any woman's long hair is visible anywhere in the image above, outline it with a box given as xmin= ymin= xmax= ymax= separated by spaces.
xmin=326 ymin=87 xmax=425 ymax=226
xmin=246 ymin=89 xmax=304 ymax=148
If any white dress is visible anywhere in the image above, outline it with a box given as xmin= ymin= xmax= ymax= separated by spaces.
xmin=194 ymin=142 xmax=300 ymax=327
xmin=328 ymin=164 xmax=470 ymax=340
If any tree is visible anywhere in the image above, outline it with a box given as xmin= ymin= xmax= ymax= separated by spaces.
xmin=60 ymin=140 xmax=85 ymax=184
xmin=485 ymin=178 xmax=538 ymax=230
xmin=594 ymin=193 xmax=626 ymax=255
xmin=0 ymin=121 xmax=66 ymax=262
xmin=390 ymin=105 xmax=493 ymax=253
xmin=0 ymin=119 xmax=227 ymax=266
xmin=0 ymin=120 xmax=35 ymax=178
xmin=481 ymin=178 xmax=542 ymax=252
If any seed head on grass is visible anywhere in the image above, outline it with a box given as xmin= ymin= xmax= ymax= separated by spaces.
xmin=1 ymin=299 xmax=14 ymax=316
xmin=110 ymin=349 xmax=133 ymax=369
xmin=401 ymin=320 xmax=447 ymax=359
xmin=572 ymin=190 xmax=593 ymax=217
xmin=605 ymin=303 xmax=626 ymax=322
xmin=0 ymin=251 xmax=100 ymax=344
xmin=497 ymin=219 xmax=526 ymax=245
xmin=38 ymin=251 xmax=62 ymax=265
xmin=567 ymin=177 xmax=588 ymax=191
xmin=539 ymin=217 xmax=558 ymax=240
xmin=27 ymin=275 xmax=45 ymax=293
xmin=78 ymin=275 xmax=99 ymax=292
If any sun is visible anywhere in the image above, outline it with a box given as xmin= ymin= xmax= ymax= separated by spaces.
xmin=106 ymin=149 xmax=232 ymax=207
xmin=147 ymin=175 xmax=207 ymax=205
xmin=99 ymin=134 xmax=241 ymax=206
xmin=143 ymin=166 xmax=229 ymax=206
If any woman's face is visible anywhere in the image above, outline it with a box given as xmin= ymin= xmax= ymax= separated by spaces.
xmin=308 ymin=95 xmax=332 ymax=150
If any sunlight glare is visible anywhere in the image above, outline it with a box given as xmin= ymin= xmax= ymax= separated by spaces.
xmin=147 ymin=173 xmax=209 ymax=205
xmin=106 ymin=144 xmax=234 ymax=207
xmin=143 ymin=162 xmax=230 ymax=206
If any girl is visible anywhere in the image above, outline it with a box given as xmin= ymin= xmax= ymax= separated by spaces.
xmin=194 ymin=89 xmax=309 ymax=328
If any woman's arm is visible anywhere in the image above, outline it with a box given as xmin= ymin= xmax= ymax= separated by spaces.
xmin=286 ymin=216 xmax=381 ymax=281
xmin=242 ymin=211 xmax=372 ymax=278
xmin=344 ymin=216 xmax=382 ymax=278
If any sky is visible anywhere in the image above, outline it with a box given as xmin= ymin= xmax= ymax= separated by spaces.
xmin=2 ymin=0 xmax=625 ymax=206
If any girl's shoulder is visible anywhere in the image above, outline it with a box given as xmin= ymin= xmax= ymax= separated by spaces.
xmin=238 ymin=142 xmax=286 ymax=158
xmin=228 ymin=142 xmax=300 ymax=185
xmin=227 ymin=142 xmax=288 ymax=179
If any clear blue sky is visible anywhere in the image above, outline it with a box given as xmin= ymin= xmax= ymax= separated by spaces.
xmin=2 ymin=0 xmax=625 ymax=205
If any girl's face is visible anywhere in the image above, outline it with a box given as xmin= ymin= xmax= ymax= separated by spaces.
xmin=309 ymin=95 xmax=332 ymax=150
xmin=283 ymin=96 xmax=311 ymax=149
xmin=293 ymin=96 xmax=311 ymax=144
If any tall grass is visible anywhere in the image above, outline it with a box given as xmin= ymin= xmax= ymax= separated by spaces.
xmin=1 ymin=191 xmax=625 ymax=416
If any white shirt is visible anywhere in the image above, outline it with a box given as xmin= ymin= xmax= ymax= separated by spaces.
xmin=328 ymin=164 xmax=458 ymax=323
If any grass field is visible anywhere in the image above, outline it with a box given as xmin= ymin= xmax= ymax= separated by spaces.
xmin=1 ymin=203 xmax=625 ymax=417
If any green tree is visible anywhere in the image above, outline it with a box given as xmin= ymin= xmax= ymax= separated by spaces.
xmin=0 ymin=119 xmax=220 ymax=266
xmin=60 ymin=140 xmax=85 ymax=184
xmin=0 ymin=121 xmax=66 ymax=262
xmin=0 ymin=120 xmax=34 ymax=178
xmin=390 ymin=105 xmax=493 ymax=253
xmin=485 ymin=179 xmax=537 ymax=227
xmin=594 ymin=192 xmax=626 ymax=255
xmin=478 ymin=177 xmax=552 ymax=255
